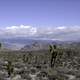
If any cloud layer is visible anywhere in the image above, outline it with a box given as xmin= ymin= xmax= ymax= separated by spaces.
xmin=0 ymin=25 xmax=80 ymax=41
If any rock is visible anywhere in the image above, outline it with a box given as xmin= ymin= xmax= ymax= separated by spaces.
xmin=29 ymin=73 xmax=37 ymax=80
xmin=12 ymin=75 xmax=22 ymax=80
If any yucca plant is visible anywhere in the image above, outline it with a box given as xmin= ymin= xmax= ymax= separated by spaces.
xmin=6 ymin=60 xmax=14 ymax=77
xmin=49 ymin=45 xmax=64 ymax=68
xmin=27 ymin=52 xmax=32 ymax=64
xmin=22 ymin=54 xmax=28 ymax=63
xmin=49 ymin=45 xmax=59 ymax=68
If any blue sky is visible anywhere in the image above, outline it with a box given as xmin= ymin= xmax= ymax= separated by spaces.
xmin=0 ymin=0 xmax=80 ymax=27
xmin=0 ymin=0 xmax=80 ymax=40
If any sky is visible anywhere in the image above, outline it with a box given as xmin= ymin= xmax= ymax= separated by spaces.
xmin=0 ymin=0 xmax=80 ymax=40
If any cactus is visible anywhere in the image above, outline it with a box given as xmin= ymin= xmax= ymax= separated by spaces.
xmin=6 ymin=60 xmax=14 ymax=77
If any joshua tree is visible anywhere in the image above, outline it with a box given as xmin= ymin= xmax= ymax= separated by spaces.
xmin=6 ymin=61 xmax=14 ymax=77
xmin=22 ymin=54 xmax=28 ymax=63
xmin=49 ymin=45 xmax=58 ymax=67
xmin=27 ymin=52 xmax=33 ymax=64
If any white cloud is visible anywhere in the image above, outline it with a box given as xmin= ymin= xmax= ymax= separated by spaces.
xmin=0 ymin=25 xmax=37 ymax=37
xmin=0 ymin=25 xmax=80 ymax=40
xmin=56 ymin=26 xmax=66 ymax=30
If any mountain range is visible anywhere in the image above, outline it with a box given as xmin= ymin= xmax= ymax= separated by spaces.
xmin=0 ymin=37 xmax=80 ymax=51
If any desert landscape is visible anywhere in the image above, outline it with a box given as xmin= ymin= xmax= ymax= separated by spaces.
xmin=0 ymin=0 xmax=80 ymax=80
xmin=0 ymin=39 xmax=80 ymax=80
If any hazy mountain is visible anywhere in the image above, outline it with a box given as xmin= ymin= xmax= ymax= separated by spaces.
xmin=0 ymin=37 xmax=56 ymax=50
xmin=0 ymin=37 xmax=80 ymax=50
xmin=21 ymin=41 xmax=50 ymax=51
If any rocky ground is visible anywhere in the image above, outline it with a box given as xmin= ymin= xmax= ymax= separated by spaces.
xmin=0 ymin=49 xmax=80 ymax=80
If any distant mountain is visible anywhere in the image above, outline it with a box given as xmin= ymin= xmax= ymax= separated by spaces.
xmin=0 ymin=37 xmax=56 ymax=50
xmin=2 ymin=42 xmax=24 ymax=50
xmin=21 ymin=41 xmax=50 ymax=51
xmin=0 ymin=37 xmax=80 ymax=50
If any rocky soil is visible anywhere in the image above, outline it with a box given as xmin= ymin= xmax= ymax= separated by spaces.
xmin=0 ymin=49 xmax=80 ymax=80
